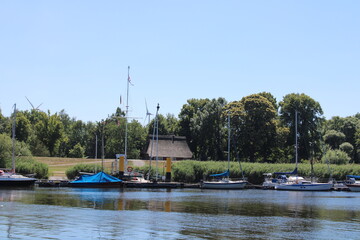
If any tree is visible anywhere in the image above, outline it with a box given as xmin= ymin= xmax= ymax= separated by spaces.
xmin=148 ymin=113 xmax=180 ymax=136
xmin=35 ymin=112 xmax=64 ymax=156
xmin=15 ymin=112 xmax=31 ymax=143
xmin=340 ymin=142 xmax=354 ymax=157
xmin=225 ymin=94 xmax=277 ymax=162
xmin=0 ymin=133 xmax=32 ymax=168
xmin=324 ymin=130 xmax=346 ymax=149
xmin=325 ymin=116 xmax=360 ymax=163
xmin=191 ymin=98 xmax=227 ymax=160
xmin=279 ymin=93 xmax=324 ymax=161
xmin=68 ymin=143 xmax=85 ymax=158
xmin=178 ymin=98 xmax=209 ymax=158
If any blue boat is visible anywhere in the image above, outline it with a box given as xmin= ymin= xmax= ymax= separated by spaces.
xmin=69 ymin=172 xmax=123 ymax=188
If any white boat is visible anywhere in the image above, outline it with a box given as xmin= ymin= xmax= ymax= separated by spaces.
xmin=345 ymin=175 xmax=360 ymax=192
xmin=273 ymin=110 xmax=332 ymax=191
xmin=201 ymin=114 xmax=247 ymax=189
xmin=275 ymin=176 xmax=333 ymax=191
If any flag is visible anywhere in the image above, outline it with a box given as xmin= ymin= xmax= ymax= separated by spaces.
xmin=128 ymin=75 xmax=133 ymax=86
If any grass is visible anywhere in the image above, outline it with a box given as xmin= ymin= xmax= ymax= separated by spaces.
xmin=34 ymin=157 xmax=155 ymax=179
xmin=35 ymin=157 xmax=118 ymax=179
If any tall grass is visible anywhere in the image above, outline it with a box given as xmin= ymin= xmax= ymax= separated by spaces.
xmin=16 ymin=157 xmax=49 ymax=179
xmin=166 ymin=160 xmax=360 ymax=184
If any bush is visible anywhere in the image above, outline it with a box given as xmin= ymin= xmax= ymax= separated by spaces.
xmin=16 ymin=157 xmax=49 ymax=179
xmin=322 ymin=149 xmax=350 ymax=165
xmin=339 ymin=142 xmax=354 ymax=156
xmin=66 ymin=163 xmax=103 ymax=180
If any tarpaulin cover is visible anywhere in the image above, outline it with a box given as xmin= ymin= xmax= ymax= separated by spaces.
xmin=210 ymin=169 xmax=230 ymax=178
xmin=70 ymin=172 xmax=122 ymax=183
xmin=274 ymin=168 xmax=298 ymax=175
xmin=346 ymin=175 xmax=360 ymax=179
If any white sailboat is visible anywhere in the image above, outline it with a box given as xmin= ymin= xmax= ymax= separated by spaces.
xmin=201 ymin=114 xmax=247 ymax=189
xmin=0 ymin=104 xmax=37 ymax=187
xmin=274 ymin=111 xmax=333 ymax=191
xmin=344 ymin=175 xmax=360 ymax=192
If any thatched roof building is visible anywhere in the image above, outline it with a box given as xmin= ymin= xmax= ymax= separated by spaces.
xmin=144 ymin=135 xmax=193 ymax=160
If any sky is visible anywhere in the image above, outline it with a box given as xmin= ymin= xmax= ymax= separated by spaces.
xmin=0 ymin=1 xmax=359 ymax=124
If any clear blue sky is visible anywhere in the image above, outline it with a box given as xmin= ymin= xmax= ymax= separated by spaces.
xmin=1 ymin=1 xmax=359 ymax=123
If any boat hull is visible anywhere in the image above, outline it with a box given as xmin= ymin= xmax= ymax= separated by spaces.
xmin=0 ymin=178 xmax=36 ymax=187
xmin=201 ymin=181 xmax=247 ymax=189
xmin=275 ymin=183 xmax=333 ymax=191
xmin=345 ymin=184 xmax=360 ymax=192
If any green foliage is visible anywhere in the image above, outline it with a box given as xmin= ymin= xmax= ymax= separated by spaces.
xmin=65 ymin=163 xmax=103 ymax=180
xmin=226 ymin=93 xmax=277 ymax=162
xmin=172 ymin=160 xmax=360 ymax=184
xmin=190 ymin=98 xmax=227 ymax=160
xmin=68 ymin=143 xmax=85 ymax=158
xmin=339 ymin=142 xmax=354 ymax=156
xmin=16 ymin=157 xmax=49 ymax=179
xmin=35 ymin=111 xmax=64 ymax=156
xmin=324 ymin=130 xmax=345 ymax=149
xmin=0 ymin=133 xmax=32 ymax=168
xmin=322 ymin=149 xmax=351 ymax=165
xmin=279 ymin=93 xmax=323 ymax=160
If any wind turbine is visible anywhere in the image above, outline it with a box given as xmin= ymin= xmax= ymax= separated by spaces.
xmin=25 ymin=96 xmax=43 ymax=111
xmin=144 ymin=99 xmax=153 ymax=125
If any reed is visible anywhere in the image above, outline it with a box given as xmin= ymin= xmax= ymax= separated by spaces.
xmin=167 ymin=160 xmax=360 ymax=184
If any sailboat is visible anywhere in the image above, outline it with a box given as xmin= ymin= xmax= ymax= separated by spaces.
xmin=344 ymin=175 xmax=360 ymax=192
xmin=274 ymin=110 xmax=333 ymax=191
xmin=201 ymin=114 xmax=247 ymax=189
xmin=0 ymin=104 xmax=37 ymax=187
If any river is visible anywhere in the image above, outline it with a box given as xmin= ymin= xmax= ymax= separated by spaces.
xmin=0 ymin=187 xmax=359 ymax=239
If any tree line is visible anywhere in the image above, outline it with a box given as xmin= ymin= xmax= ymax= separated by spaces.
xmin=0 ymin=92 xmax=359 ymax=168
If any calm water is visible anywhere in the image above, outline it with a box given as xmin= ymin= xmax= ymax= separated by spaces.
xmin=1 ymin=187 xmax=360 ymax=240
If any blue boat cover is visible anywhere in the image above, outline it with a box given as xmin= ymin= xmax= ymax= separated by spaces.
xmin=70 ymin=172 xmax=122 ymax=183
xmin=274 ymin=168 xmax=298 ymax=175
xmin=346 ymin=175 xmax=360 ymax=179
xmin=210 ymin=169 xmax=230 ymax=178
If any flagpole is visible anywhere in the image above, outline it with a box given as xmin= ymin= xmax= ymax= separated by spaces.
xmin=124 ymin=66 xmax=130 ymax=161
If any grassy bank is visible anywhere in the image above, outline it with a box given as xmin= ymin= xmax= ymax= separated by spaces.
xmin=35 ymin=157 xmax=360 ymax=183
xmin=34 ymin=157 xmax=117 ymax=179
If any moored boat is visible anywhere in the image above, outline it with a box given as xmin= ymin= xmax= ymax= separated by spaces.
xmin=274 ymin=176 xmax=333 ymax=191
xmin=272 ymin=110 xmax=332 ymax=191
xmin=0 ymin=170 xmax=37 ymax=187
xmin=201 ymin=114 xmax=247 ymax=190
xmin=345 ymin=175 xmax=360 ymax=192
xmin=68 ymin=171 xmax=123 ymax=188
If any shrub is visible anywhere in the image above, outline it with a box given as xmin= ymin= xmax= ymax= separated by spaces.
xmin=16 ymin=157 xmax=49 ymax=179
xmin=322 ymin=149 xmax=350 ymax=165
xmin=65 ymin=163 xmax=103 ymax=180
xmin=339 ymin=142 xmax=354 ymax=156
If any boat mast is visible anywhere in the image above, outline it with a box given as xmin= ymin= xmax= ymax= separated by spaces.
xmin=227 ymin=113 xmax=231 ymax=181
xmin=155 ymin=104 xmax=160 ymax=181
xmin=12 ymin=104 xmax=16 ymax=173
xmin=147 ymin=104 xmax=159 ymax=181
xmin=124 ymin=66 xmax=130 ymax=161
xmin=295 ymin=110 xmax=298 ymax=171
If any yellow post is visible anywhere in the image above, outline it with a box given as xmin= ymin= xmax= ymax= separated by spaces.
xmin=165 ymin=157 xmax=172 ymax=182
xmin=119 ymin=155 xmax=125 ymax=178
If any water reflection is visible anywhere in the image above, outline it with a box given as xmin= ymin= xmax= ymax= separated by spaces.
xmin=1 ymin=188 xmax=360 ymax=239
xmin=1 ymin=188 xmax=360 ymax=224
